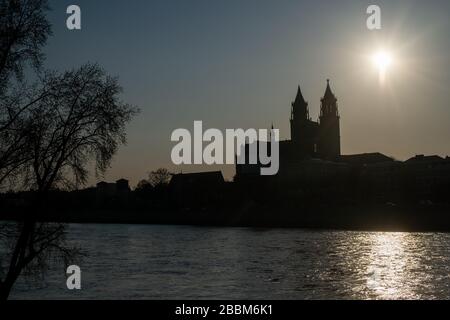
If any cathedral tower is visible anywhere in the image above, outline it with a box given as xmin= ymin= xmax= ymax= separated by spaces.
xmin=318 ymin=80 xmax=341 ymax=160
xmin=290 ymin=86 xmax=318 ymax=157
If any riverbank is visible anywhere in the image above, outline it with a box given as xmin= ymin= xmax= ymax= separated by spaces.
xmin=2 ymin=202 xmax=450 ymax=233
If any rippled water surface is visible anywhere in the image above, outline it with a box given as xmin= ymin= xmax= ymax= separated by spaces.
xmin=9 ymin=224 xmax=450 ymax=299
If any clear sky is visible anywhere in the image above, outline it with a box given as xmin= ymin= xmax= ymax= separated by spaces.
xmin=43 ymin=0 xmax=450 ymax=186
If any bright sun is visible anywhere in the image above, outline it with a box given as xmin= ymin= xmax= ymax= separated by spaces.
xmin=372 ymin=51 xmax=393 ymax=72
xmin=371 ymin=50 xmax=394 ymax=84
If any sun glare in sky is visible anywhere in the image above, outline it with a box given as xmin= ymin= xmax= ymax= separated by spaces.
xmin=372 ymin=50 xmax=394 ymax=84
xmin=373 ymin=51 xmax=393 ymax=71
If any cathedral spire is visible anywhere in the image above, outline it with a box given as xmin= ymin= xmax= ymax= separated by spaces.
xmin=294 ymin=85 xmax=307 ymax=105
xmin=320 ymin=79 xmax=338 ymax=118
xmin=291 ymin=85 xmax=309 ymax=121
xmin=323 ymin=79 xmax=336 ymax=101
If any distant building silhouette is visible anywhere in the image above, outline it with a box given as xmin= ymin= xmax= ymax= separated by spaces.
xmin=96 ymin=179 xmax=130 ymax=196
xmin=116 ymin=179 xmax=131 ymax=192
xmin=340 ymin=153 xmax=394 ymax=165
xmin=169 ymin=171 xmax=225 ymax=208
xmin=405 ymin=154 xmax=445 ymax=164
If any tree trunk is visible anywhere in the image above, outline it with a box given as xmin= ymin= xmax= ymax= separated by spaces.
xmin=1 ymin=191 xmax=46 ymax=300
xmin=1 ymin=219 xmax=36 ymax=300
xmin=0 ymin=273 xmax=18 ymax=300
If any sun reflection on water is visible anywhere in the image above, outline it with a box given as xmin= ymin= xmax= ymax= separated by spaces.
xmin=365 ymin=233 xmax=419 ymax=299
xmin=7 ymin=225 xmax=450 ymax=299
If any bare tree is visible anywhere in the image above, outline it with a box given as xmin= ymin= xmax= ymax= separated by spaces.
xmin=0 ymin=0 xmax=51 ymax=92
xmin=0 ymin=63 xmax=138 ymax=299
xmin=0 ymin=0 xmax=52 ymax=187
xmin=24 ymin=64 xmax=137 ymax=192
xmin=0 ymin=0 xmax=138 ymax=300
xmin=135 ymin=179 xmax=153 ymax=192
xmin=0 ymin=221 xmax=81 ymax=298
xmin=148 ymin=168 xmax=172 ymax=188
xmin=0 ymin=82 xmax=54 ymax=188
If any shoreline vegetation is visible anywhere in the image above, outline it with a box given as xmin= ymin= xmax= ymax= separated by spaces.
xmin=3 ymin=165 xmax=450 ymax=233
xmin=1 ymin=191 xmax=449 ymax=232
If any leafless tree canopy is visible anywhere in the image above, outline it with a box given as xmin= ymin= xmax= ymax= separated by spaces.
xmin=0 ymin=1 xmax=138 ymax=300
xmin=0 ymin=0 xmax=51 ymax=188
xmin=0 ymin=64 xmax=138 ymax=299
xmin=149 ymin=168 xmax=173 ymax=187
xmin=24 ymin=64 xmax=138 ymax=192
xmin=0 ymin=0 xmax=51 ymax=92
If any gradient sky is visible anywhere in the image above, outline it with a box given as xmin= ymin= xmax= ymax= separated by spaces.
xmin=43 ymin=0 xmax=450 ymax=186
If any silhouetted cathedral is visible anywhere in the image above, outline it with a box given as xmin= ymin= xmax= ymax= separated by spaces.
xmin=290 ymin=80 xmax=340 ymax=160
xmin=235 ymin=78 xmax=450 ymax=211
xmin=236 ymin=79 xmax=345 ymax=177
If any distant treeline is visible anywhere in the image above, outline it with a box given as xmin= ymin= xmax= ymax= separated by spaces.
xmin=1 ymin=172 xmax=450 ymax=232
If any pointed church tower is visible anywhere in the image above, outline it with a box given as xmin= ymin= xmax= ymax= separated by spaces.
xmin=290 ymin=86 xmax=309 ymax=143
xmin=291 ymin=86 xmax=309 ymax=121
xmin=290 ymin=85 xmax=318 ymax=157
xmin=318 ymin=79 xmax=341 ymax=160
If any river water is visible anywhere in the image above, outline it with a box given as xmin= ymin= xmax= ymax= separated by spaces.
xmin=8 ymin=224 xmax=450 ymax=300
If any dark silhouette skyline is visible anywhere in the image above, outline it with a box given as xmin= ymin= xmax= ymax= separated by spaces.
xmin=39 ymin=0 xmax=450 ymax=186
xmin=2 ymin=0 xmax=450 ymax=303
